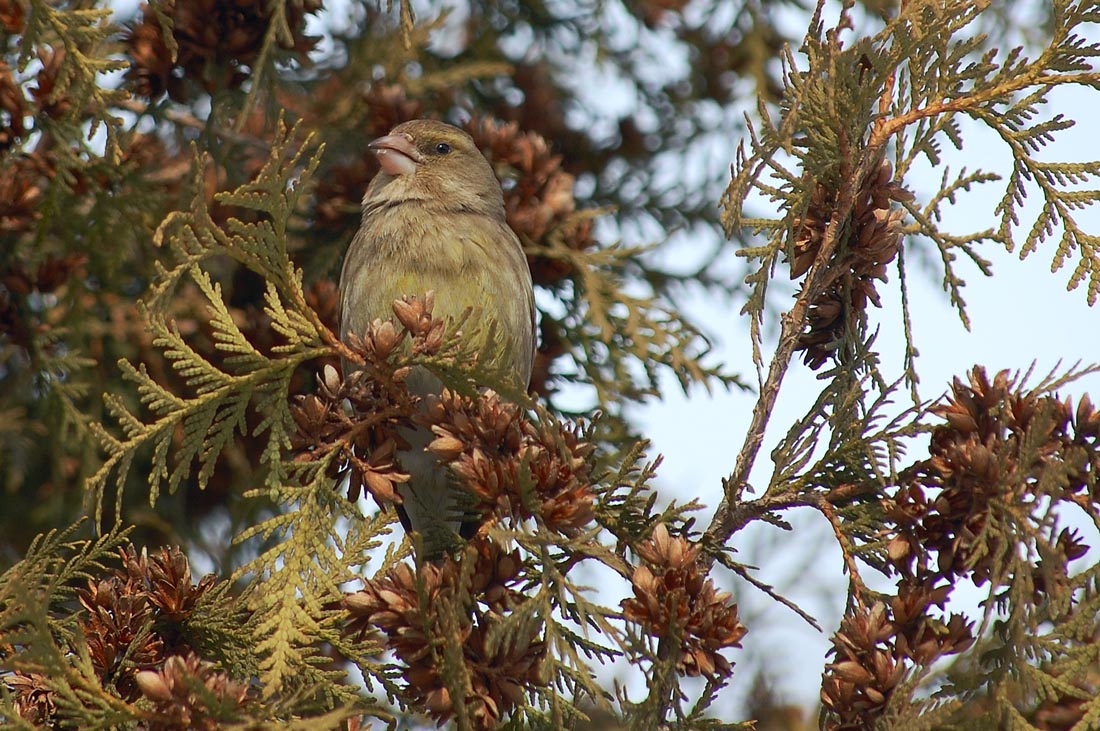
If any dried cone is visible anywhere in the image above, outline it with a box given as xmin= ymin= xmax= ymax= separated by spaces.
xmin=7 ymin=673 xmax=57 ymax=726
xmin=424 ymin=389 xmax=597 ymax=534
xmin=289 ymin=298 xmax=456 ymax=506
xmin=622 ymin=524 xmax=746 ymax=680
xmin=0 ymin=60 xmax=26 ymax=151
xmin=822 ymin=367 xmax=1100 ymax=730
xmin=791 ymin=160 xmax=912 ymax=368
xmin=117 ymin=545 xmax=217 ymax=623
xmin=342 ymin=539 xmax=545 ymax=729
xmin=634 ymin=0 xmax=692 ymax=28
xmin=30 ymin=48 xmax=73 ymax=120
xmin=135 ymin=653 xmax=250 ymax=731
xmin=887 ymin=367 xmax=1098 ymax=587
xmin=4 ymin=543 xmax=222 ymax=727
xmin=78 ymin=579 xmax=165 ymax=700
xmin=0 ymin=0 xmax=25 ymax=33
xmin=821 ymin=596 xmax=972 ymax=731
xmin=821 ymin=602 xmax=903 ymax=729
xmin=0 ymin=153 xmax=50 ymax=236
xmin=123 ymin=0 xmax=322 ymax=101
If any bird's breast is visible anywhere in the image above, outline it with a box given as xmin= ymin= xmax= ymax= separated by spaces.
xmin=339 ymin=203 xmax=534 ymax=383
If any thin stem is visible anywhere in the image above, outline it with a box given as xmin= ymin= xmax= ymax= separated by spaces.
xmin=701 ymin=145 xmax=875 ymax=567
xmin=116 ymin=99 xmax=269 ymax=149
xmin=814 ymin=494 xmax=870 ymax=609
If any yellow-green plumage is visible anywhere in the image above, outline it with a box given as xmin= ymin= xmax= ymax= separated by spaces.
xmin=338 ymin=119 xmax=535 ymax=555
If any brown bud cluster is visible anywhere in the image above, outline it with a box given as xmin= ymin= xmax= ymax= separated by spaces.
xmin=0 ymin=47 xmax=75 ymax=152
xmin=343 ymin=539 xmax=545 ymax=729
xmin=6 ymin=546 xmax=224 ymax=726
xmin=792 ymin=160 xmax=913 ymax=368
xmin=886 ymin=367 xmax=1099 ymax=588
xmin=0 ymin=45 xmax=87 ymax=257
xmin=296 ymin=294 xmax=598 ymax=538
xmin=290 ymin=297 xmax=443 ymax=506
xmin=632 ymin=0 xmax=691 ymax=29
xmin=0 ymin=0 xmax=24 ymax=33
xmin=1 ymin=252 xmax=87 ymax=347
xmin=822 ymin=366 xmax=1100 ymax=730
xmin=0 ymin=153 xmax=49 ymax=236
xmin=465 ymin=118 xmax=596 ymax=286
xmin=79 ymin=576 xmax=168 ymax=700
xmin=123 ymin=0 xmax=323 ymax=101
xmin=0 ymin=60 xmax=25 ymax=152
xmin=6 ymin=672 xmax=56 ymax=726
xmin=621 ymin=524 xmax=746 ymax=680
xmin=821 ymin=592 xmax=973 ymax=731
xmin=135 ymin=652 xmax=251 ymax=731
xmin=29 ymin=48 xmax=73 ymax=121
xmin=424 ymin=389 xmax=597 ymax=535
xmin=323 ymin=298 xmax=605 ymax=724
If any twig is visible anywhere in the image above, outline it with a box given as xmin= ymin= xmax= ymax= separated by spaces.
xmin=726 ymin=560 xmax=822 ymax=630
xmin=700 ymin=148 xmax=873 ymax=569
xmin=116 ymin=98 xmax=270 ymax=149
xmin=814 ymin=494 xmax=869 ymax=610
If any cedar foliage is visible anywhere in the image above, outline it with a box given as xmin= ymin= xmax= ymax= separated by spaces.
xmin=1 ymin=1 xmax=1100 ymax=730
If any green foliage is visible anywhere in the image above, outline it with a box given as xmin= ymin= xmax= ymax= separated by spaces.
xmin=86 ymin=120 xmax=332 ymax=523
xmin=233 ymin=470 xmax=363 ymax=701
xmin=20 ymin=1 xmax=127 ymax=164
xmin=709 ymin=0 xmax=1100 ymax=729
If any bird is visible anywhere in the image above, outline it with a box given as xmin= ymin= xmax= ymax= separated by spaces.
xmin=338 ymin=119 xmax=536 ymax=558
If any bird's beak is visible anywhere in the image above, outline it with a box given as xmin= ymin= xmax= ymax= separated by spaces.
xmin=369 ymin=133 xmax=421 ymax=176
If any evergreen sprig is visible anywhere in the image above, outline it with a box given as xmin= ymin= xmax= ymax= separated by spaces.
xmin=233 ymin=470 xmax=361 ymax=701
xmin=20 ymin=2 xmax=127 ymax=164
xmin=86 ymin=120 xmax=333 ymax=522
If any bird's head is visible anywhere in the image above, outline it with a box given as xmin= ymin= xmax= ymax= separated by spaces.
xmin=364 ymin=119 xmax=505 ymax=218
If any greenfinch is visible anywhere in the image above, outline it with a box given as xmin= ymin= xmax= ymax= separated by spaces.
xmin=339 ymin=119 xmax=535 ymax=556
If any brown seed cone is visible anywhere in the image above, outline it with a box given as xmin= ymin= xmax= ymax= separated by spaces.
xmin=633 ymin=0 xmax=692 ymax=28
xmin=289 ymin=297 xmax=457 ymax=507
xmin=0 ymin=59 xmax=26 ymax=152
xmin=342 ymin=539 xmax=544 ymax=729
xmin=821 ymin=602 xmax=903 ymax=729
xmin=424 ymin=389 xmax=596 ymax=534
xmin=791 ymin=160 xmax=912 ymax=368
xmin=821 ymin=595 xmax=972 ymax=731
xmin=622 ymin=524 xmax=746 ymax=680
xmin=0 ymin=0 xmax=24 ymax=33
xmin=7 ymin=672 xmax=57 ymax=726
xmin=289 ymin=360 xmax=414 ymax=506
xmin=70 ymin=544 xmax=220 ymax=702
xmin=30 ymin=48 xmax=73 ymax=120
xmin=123 ymin=8 xmax=177 ymax=100
xmin=123 ymin=0 xmax=322 ymax=101
xmin=117 ymin=545 xmax=217 ymax=624
xmin=78 ymin=579 xmax=166 ymax=700
xmin=135 ymin=652 xmax=250 ymax=731
xmin=886 ymin=367 xmax=1097 ymax=587
xmin=0 ymin=152 xmax=50 ymax=236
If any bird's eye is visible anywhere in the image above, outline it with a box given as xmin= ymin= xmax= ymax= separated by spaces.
xmin=434 ymin=142 xmax=453 ymax=155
